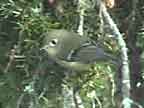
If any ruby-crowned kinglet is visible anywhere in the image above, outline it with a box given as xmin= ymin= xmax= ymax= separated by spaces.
xmin=41 ymin=29 xmax=118 ymax=71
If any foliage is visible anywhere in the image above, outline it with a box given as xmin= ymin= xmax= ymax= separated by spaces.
xmin=0 ymin=0 xmax=144 ymax=108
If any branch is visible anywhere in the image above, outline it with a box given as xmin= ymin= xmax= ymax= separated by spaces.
xmin=77 ymin=0 xmax=87 ymax=36
xmin=97 ymin=1 xmax=131 ymax=108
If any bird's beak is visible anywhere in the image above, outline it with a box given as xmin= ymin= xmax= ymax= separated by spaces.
xmin=40 ymin=45 xmax=48 ymax=51
xmin=39 ymin=45 xmax=49 ymax=56
xmin=40 ymin=47 xmax=45 ymax=51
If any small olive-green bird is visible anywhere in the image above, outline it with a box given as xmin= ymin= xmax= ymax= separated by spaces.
xmin=41 ymin=29 xmax=118 ymax=71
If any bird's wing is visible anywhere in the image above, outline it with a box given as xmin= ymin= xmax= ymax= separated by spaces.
xmin=71 ymin=44 xmax=117 ymax=64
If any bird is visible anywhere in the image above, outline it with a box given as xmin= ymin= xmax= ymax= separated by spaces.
xmin=41 ymin=29 xmax=119 ymax=71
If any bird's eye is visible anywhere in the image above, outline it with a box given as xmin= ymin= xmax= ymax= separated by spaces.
xmin=49 ymin=38 xmax=58 ymax=47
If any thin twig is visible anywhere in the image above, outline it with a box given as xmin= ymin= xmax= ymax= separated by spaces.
xmin=4 ymin=47 xmax=16 ymax=73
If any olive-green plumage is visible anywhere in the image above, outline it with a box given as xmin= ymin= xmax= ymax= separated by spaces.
xmin=41 ymin=29 xmax=118 ymax=71
xmin=42 ymin=29 xmax=88 ymax=60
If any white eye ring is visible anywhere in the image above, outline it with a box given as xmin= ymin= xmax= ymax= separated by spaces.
xmin=49 ymin=38 xmax=58 ymax=47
